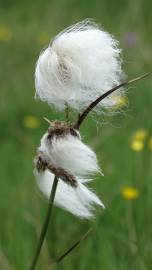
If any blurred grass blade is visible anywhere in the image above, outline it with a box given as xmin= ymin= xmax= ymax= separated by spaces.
xmin=49 ymin=228 xmax=92 ymax=269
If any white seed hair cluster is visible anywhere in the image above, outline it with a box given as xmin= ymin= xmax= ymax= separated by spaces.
xmin=35 ymin=129 xmax=104 ymax=218
xmin=35 ymin=19 xmax=124 ymax=111
xmin=35 ymin=170 xmax=103 ymax=219
xmin=38 ymin=130 xmax=101 ymax=178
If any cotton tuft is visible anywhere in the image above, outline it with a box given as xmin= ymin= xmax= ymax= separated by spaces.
xmin=35 ymin=19 xmax=124 ymax=111
xmin=38 ymin=129 xmax=102 ymax=178
xmin=34 ymin=127 xmax=104 ymax=218
xmin=34 ymin=169 xmax=104 ymax=219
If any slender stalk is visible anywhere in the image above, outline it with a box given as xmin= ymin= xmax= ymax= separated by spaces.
xmin=29 ymin=176 xmax=59 ymax=270
xmin=65 ymin=102 xmax=69 ymax=123
xmin=74 ymin=73 xmax=150 ymax=129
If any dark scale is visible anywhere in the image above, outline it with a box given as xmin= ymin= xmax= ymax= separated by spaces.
xmin=47 ymin=120 xmax=79 ymax=140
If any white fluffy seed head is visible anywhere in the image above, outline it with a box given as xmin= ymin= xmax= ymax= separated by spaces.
xmin=38 ymin=129 xmax=102 ymax=178
xmin=34 ymin=168 xmax=104 ymax=219
xmin=35 ymin=123 xmax=104 ymax=218
xmin=35 ymin=19 xmax=125 ymax=111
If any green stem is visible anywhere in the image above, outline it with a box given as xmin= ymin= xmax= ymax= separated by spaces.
xmin=29 ymin=176 xmax=59 ymax=270
xmin=65 ymin=102 xmax=69 ymax=123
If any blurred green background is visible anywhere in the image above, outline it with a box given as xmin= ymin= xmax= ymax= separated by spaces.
xmin=0 ymin=0 xmax=152 ymax=269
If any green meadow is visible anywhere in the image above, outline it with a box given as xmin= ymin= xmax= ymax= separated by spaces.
xmin=0 ymin=0 xmax=152 ymax=269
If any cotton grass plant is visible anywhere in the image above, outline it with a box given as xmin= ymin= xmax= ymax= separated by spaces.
xmin=29 ymin=19 xmax=149 ymax=270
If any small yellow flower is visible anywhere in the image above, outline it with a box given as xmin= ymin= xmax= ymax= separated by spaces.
xmin=121 ymin=186 xmax=140 ymax=200
xmin=132 ymin=129 xmax=148 ymax=141
xmin=114 ymin=95 xmax=128 ymax=108
xmin=23 ymin=116 xmax=40 ymax=129
xmin=37 ymin=32 xmax=50 ymax=45
xmin=130 ymin=129 xmax=148 ymax=151
xmin=0 ymin=26 xmax=12 ymax=42
xmin=148 ymin=137 xmax=152 ymax=150
xmin=131 ymin=140 xmax=144 ymax=151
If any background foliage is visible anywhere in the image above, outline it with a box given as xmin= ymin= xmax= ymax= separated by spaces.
xmin=0 ymin=0 xmax=152 ymax=269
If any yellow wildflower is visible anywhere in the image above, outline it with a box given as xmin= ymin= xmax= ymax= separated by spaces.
xmin=23 ymin=116 xmax=40 ymax=129
xmin=0 ymin=26 xmax=12 ymax=42
xmin=148 ymin=137 xmax=152 ymax=150
xmin=131 ymin=140 xmax=144 ymax=151
xmin=121 ymin=186 xmax=140 ymax=200
xmin=114 ymin=95 xmax=128 ymax=108
xmin=130 ymin=129 xmax=147 ymax=151
xmin=37 ymin=32 xmax=50 ymax=45
xmin=132 ymin=129 xmax=148 ymax=141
